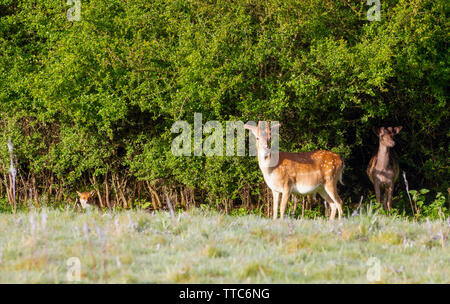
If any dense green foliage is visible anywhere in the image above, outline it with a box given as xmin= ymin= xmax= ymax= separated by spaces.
xmin=0 ymin=0 xmax=448 ymax=213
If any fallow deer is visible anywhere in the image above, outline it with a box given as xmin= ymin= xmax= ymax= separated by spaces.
xmin=366 ymin=126 xmax=402 ymax=211
xmin=244 ymin=122 xmax=345 ymax=220
xmin=76 ymin=190 xmax=96 ymax=209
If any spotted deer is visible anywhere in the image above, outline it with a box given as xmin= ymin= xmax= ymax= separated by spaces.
xmin=244 ymin=122 xmax=345 ymax=220
xmin=76 ymin=190 xmax=96 ymax=209
xmin=367 ymin=126 xmax=402 ymax=211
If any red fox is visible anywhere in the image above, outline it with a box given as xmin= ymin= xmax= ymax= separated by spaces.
xmin=76 ymin=190 xmax=96 ymax=209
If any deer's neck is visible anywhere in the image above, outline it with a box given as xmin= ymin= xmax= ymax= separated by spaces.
xmin=257 ymin=148 xmax=275 ymax=175
xmin=375 ymin=144 xmax=391 ymax=169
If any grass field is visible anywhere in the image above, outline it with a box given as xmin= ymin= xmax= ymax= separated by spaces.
xmin=0 ymin=207 xmax=448 ymax=283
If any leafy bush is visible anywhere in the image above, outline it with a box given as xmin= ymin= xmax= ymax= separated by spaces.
xmin=410 ymin=189 xmax=447 ymax=220
xmin=0 ymin=0 xmax=448 ymax=214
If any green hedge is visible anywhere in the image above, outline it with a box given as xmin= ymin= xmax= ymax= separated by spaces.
xmin=0 ymin=0 xmax=448 ymax=211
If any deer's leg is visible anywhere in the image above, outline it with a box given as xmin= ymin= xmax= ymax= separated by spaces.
xmin=324 ymin=200 xmax=330 ymax=218
xmin=381 ymin=185 xmax=389 ymax=211
xmin=318 ymin=188 xmax=337 ymax=220
xmin=386 ymin=184 xmax=394 ymax=212
xmin=374 ymin=181 xmax=382 ymax=206
xmin=330 ymin=203 xmax=337 ymax=220
xmin=272 ymin=190 xmax=280 ymax=220
xmin=324 ymin=182 xmax=344 ymax=220
xmin=279 ymin=189 xmax=291 ymax=219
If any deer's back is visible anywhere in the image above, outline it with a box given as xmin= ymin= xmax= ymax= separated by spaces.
xmin=264 ymin=150 xmax=343 ymax=192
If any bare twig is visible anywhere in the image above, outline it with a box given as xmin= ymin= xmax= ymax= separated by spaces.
xmin=164 ymin=193 xmax=177 ymax=225
xmin=357 ymin=195 xmax=363 ymax=212
xmin=291 ymin=195 xmax=298 ymax=218
xmin=8 ymin=139 xmax=16 ymax=212
xmin=146 ymin=181 xmax=162 ymax=210
xmin=301 ymin=196 xmax=305 ymax=219
xmin=402 ymin=171 xmax=416 ymax=217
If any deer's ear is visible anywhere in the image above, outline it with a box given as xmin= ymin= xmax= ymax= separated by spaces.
xmin=76 ymin=191 xmax=82 ymax=196
xmin=394 ymin=126 xmax=402 ymax=134
xmin=244 ymin=124 xmax=258 ymax=137
xmin=372 ymin=127 xmax=380 ymax=136
xmin=90 ymin=190 xmax=96 ymax=196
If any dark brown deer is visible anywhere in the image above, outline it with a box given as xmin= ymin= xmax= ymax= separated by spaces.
xmin=367 ymin=126 xmax=402 ymax=211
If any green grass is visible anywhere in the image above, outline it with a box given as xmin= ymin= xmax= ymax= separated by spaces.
xmin=0 ymin=208 xmax=448 ymax=283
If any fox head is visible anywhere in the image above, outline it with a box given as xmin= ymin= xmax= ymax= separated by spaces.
xmin=76 ymin=190 xmax=96 ymax=209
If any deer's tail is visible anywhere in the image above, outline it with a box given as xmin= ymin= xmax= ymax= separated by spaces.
xmin=339 ymin=162 xmax=345 ymax=186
